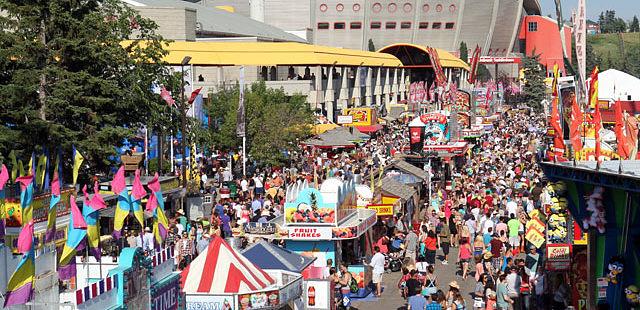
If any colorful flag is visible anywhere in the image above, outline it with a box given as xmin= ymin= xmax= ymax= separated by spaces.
xmin=112 ymin=167 xmax=146 ymax=238
xmin=45 ymin=171 xmax=61 ymax=243
xmin=467 ymin=46 xmax=481 ymax=84
xmin=147 ymin=173 xmax=169 ymax=247
xmin=188 ymin=87 xmax=203 ymax=105
xmin=160 ymin=85 xmax=175 ymax=107
xmin=72 ymin=145 xmax=84 ymax=186
xmin=3 ymin=246 xmax=34 ymax=307
xmin=131 ymin=169 xmax=146 ymax=226
xmin=614 ymin=101 xmax=628 ymax=158
xmin=36 ymin=153 xmax=47 ymax=188
xmin=8 ymin=150 xmax=17 ymax=181
xmin=43 ymin=149 xmax=50 ymax=190
xmin=27 ymin=152 xmax=35 ymax=177
xmin=82 ymin=185 xmax=102 ymax=260
xmin=552 ymin=64 xmax=560 ymax=97
xmin=16 ymin=175 xmax=34 ymax=224
xmin=16 ymin=220 xmax=33 ymax=254
xmin=550 ymin=97 xmax=566 ymax=157
xmin=569 ymin=96 xmax=584 ymax=152
xmin=0 ymin=164 xmax=7 ymax=242
xmin=589 ymin=67 xmax=601 ymax=160
xmin=17 ymin=159 xmax=24 ymax=178
xmin=59 ymin=196 xmax=87 ymax=281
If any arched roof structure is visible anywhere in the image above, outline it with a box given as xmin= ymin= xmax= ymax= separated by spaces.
xmin=378 ymin=43 xmax=469 ymax=71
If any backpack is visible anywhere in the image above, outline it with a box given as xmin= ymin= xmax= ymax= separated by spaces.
xmin=348 ymin=273 xmax=359 ymax=293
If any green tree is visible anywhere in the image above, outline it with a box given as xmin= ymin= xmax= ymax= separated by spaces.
xmin=459 ymin=41 xmax=469 ymax=63
xmin=630 ymin=16 xmax=640 ymax=32
xmin=0 ymin=0 xmax=168 ymax=176
xmin=207 ymin=82 xmax=314 ymax=166
xmin=368 ymin=39 xmax=376 ymax=52
xmin=476 ymin=65 xmax=492 ymax=82
xmin=521 ymin=52 xmax=546 ymax=113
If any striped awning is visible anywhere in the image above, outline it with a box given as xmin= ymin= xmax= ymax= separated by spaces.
xmin=180 ymin=236 xmax=275 ymax=294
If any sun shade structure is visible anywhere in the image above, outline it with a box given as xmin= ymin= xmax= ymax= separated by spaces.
xmin=121 ymin=41 xmax=403 ymax=67
xmin=378 ymin=43 xmax=470 ymax=71
xmin=242 ymin=239 xmax=316 ymax=273
xmin=180 ymin=236 xmax=275 ymax=294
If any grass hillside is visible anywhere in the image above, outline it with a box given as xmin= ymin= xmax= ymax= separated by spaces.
xmin=587 ymin=32 xmax=640 ymax=77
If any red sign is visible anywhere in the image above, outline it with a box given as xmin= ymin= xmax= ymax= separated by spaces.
xmin=546 ymin=244 xmax=572 ymax=271
xmin=420 ymin=113 xmax=447 ymax=124
xmin=409 ymin=127 xmax=422 ymax=143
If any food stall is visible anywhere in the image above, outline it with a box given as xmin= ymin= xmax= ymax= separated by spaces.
xmin=341 ymin=107 xmax=383 ymax=135
xmin=243 ymin=178 xmax=378 ymax=304
xmin=181 ymin=236 xmax=303 ymax=310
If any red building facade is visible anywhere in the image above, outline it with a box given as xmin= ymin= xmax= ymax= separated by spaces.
xmin=518 ymin=15 xmax=572 ymax=77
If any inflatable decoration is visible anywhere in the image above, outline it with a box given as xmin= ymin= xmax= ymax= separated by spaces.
xmin=606 ymin=256 xmax=624 ymax=285
xmin=583 ymin=186 xmax=606 ymax=233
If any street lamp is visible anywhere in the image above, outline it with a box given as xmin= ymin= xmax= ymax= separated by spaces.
xmin=180 ymin=55 xmax=192 ymax=191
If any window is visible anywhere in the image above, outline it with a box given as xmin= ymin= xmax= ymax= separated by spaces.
xmin=388 ymin=3 xmax=397 ymax=13
xmin=372 ymin=3 xmax=382 ymax=13
xmin=370 ymin=21 xmax=381 ymax=29
xmin=432 ymin=22 xmax=442 ymax=29
xmin=352 ymin=3 xmax=361 ymax=11
xmin=419 ymin=22 xmax=429 ymax=29
xmin=401 ymin=22 xmax=412 ymax=29
xmin=385 ymin=22 xmax=397 ymax=29
xmin=318 ymin=22 xmax=329 ymax=29
xmin=334 ymin=22 xmax=345 ymax=29
xmin=336 ymin=3 xmax=344 ymax=11
xmin=319 ymin=4 xmax=328 ymax=12
xmin=445 ymin=22 xmax=455 ymax=29
xmin=350 ymin=22 xmax=362 ymax=29
xmin=403 ymin=3 xmax=413 ymax=12
xmin=528 ymin=21 xmax=538 ymax=32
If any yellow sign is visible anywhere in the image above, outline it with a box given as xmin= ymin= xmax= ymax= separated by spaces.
xmin=526 ymin=218 xmax=546 ymax=233
xmin=342 ymin=108 xmax=376 ymax=126
xmin=366 ymin=205 xmax=393 ymax=216
xmin=525 ymin=227 xmax=546 ymax=248
xmin=381 ymin=195 xmax=399 ymax=206
xmin=5 ymin=189 xmax=73 ymax=227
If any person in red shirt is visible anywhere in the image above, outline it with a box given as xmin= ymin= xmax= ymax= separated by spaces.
xmin=489 ymin=234 xmax=504 ymax=272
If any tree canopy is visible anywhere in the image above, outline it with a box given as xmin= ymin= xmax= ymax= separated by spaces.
xmin=459 ymin=41 xmax=468 ymax=63
xmin=0 ymin=0 xmax=169 ymax=177
xmin=521 ymin=52 xmax=545 ymax=113
xmin=598 ymin=10 xmax=627 ymax=33
xmin=207 ymin=82 xmax=314 ymax=167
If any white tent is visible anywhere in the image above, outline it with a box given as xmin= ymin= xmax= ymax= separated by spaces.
xmin=596 ymin=69 xmax=640 ymax=102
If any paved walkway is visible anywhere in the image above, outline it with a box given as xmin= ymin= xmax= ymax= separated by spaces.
xmin=351 ymin=246 xmax=476 ymax=310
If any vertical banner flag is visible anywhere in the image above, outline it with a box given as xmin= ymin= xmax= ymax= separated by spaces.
xmin=614 ymin=101 xmax=631 ymax=159
xmin=236 ymin=66 xmax=246 ymax=137
xmin=3 ymin=246 xmax=35 ymax=307
xmin=59 ymin=195 xmax=88 ymax=280
xmin=467 ymin=46 xmax=481 ymax=84
xmin=112 ymin=166 xmax=129 ymax=238
xmin=188 ymin=87 xmax=203 ymax=105
xmin=28 ymin=152 xmax=35 ymax=177
xmin=0 ymin=164 xmax=8 ymax=243
xmin=569 ymin=96 xmax=584 ymax=152
xmin=160 ymin=85 xmax=175 ymax=107
xmin=146 ymin=173 xmax=169 ymax=247
xmin=589 ymin=67 xmax=601 ymax=160
xmin=72 ymin=145 xmax=84 ymax=186
xmin=551 ymin=98 xmax=566 ymax=157
xmin=45 ymin=171 xmax=61 ymax=243
xmin=574 ymin=0 xmax=587 ymax=94
xmin=36 ymin=153 xmax=47 ymax=189
xmin=8 ymin=150 xmax=17 ymax=181
xmin=16 ymin=175 xmax=34 ymax=225
xmin=130 ymin=169 xmax=147 ymax=227
xmin=83 ymin=184 xmax=106 ymax=260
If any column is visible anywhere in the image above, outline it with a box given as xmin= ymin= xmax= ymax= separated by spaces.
xmin=374 ymin=67 xmax=382 ymax=106
xmin=390 ymin=68 xmax=398 ymax=105
xmin=352 ymin=66 xmax=362 ymax=106
xmin=383 ymin=68 xmax=390 ymax=113
xmin=399 ymin=68 xmax=406 ymax=102
xmin=314 ymin=65 xmax=324 ymax=111
xmin=338 ymin=67 xmax=350 ymax=110
xmin=365 ymin=67 xmax=373 ymax=106
xmin=325 ymin=66 xmax=335 ymax=122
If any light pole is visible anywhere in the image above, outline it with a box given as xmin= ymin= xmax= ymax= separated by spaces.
xmin=180 ymin=55 xmax=192 ymax=190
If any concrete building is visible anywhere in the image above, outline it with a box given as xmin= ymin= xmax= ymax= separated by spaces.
xmin=199 ymin=0 xmax=541 ymax=56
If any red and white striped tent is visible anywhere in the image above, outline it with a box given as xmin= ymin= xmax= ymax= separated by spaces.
xmin=180 ymin=236 xmax=275 ymax=294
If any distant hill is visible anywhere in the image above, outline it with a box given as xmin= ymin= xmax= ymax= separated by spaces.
xmin=587 ymin=32 xmax=640 ymax=77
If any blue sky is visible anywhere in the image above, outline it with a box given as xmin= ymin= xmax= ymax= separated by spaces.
xmin=539 ymin=0 xmax=639 ymax=21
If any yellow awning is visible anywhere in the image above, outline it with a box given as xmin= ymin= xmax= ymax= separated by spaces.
xmin=122 ymin=41 xmax=403 ymax=67
xmin=378 ymin=43 xmax=470 ymax=71
xmin=313 ymin=123 xmax=339 ymax=135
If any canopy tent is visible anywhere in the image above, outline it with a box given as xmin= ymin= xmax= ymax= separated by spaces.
xmin=303 ymin=126 xmax=369 ymax=149
xmin=241 ymin=240 xmax=316 ymax=273
xmin=380 ymin=176 xmax=417 ymax=202
xmin=596 ymin=69 xmax=640 ymax=102
xmin=180 ymin=236 xmax=275 ymax=294
xmin=356 ymin=124 xmax=384 ymax=134
xmin=313 ymin=123 xmax=339 ymax=135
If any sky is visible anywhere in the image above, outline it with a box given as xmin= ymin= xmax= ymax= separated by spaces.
xmin=539 ymin=0 xmax=639 ymax=21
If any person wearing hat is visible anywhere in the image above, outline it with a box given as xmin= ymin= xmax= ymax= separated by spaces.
xmin=142 ymin=227 xmax=155 ymax=253
xmin=437 ymin=212 xmax=451 ymax=265
xmin=485 ymin=288 xmax=497 ymax=310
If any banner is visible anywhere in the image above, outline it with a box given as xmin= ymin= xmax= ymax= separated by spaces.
xmin=236 ymin=66 xmax=246 ymax=137
xmin=574 ymin=0 xmax=586 ymax=91
xmin=409 ymin=126 xmax=425 ymax=153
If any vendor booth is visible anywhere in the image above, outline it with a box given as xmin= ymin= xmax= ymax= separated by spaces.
xmin=243 ymin=178 xmax=378 ymax=305
xmin=541 ymin=161 xmax=640 ymax=309
xmin=181 ymin=236 xmax=303 ymax=310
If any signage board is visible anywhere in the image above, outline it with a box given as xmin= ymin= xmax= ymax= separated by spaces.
xmin=287 ymin=227 xmax=333 ymax=240
xmin=546 ymin=244 xmax=571 ymax=271
xmin=337 ymin=115 xmax=353 ymax=125
xmin=525 ymin=227 xmax=545 ymax=249
xmin=342 ymin=108 xmax=376 ymax=126
xmin=284 ymin=188 xmax=335 ymax=225
xmin=5 ymin=189 xmax=73 ymax=227
xmin=151 ymin=276 xmax=180 ymax=310
xmin=366 ymin=204 xmax=393 ymax=216
xmin=244 ymin=223 xmax=277 ymax=235
xmin=304 ymin=279 xmax=332 ymax=310
xmin=185 ymin=295 xmax=235 ymax=310
xmin=238 ymin=290 xmax=280 ymax=309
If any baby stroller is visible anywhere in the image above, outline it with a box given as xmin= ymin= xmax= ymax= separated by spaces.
xmin=385 ymin=235 xmax=405 ymax=272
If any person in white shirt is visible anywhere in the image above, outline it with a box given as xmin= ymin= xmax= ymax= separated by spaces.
xmin=506 ymin=201 xmax=518 ymax=218
xmin=143 ymin=227 xmax=155 ymax=253
xmin=369 ymin=246 xmax=386 ymax=297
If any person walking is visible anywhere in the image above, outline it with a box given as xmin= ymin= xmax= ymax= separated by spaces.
xmin=368 ymin=246 xmax=386 ymax=297
xmin=437 ymin=212 xmax=451 ymax=264
xmin=496 ymin=274 xmax=513 ymax=310
xmin=406 ymin=227 xmax=419 ymax=264
xmin=458 ymin=237 xmax=472 ymax=280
